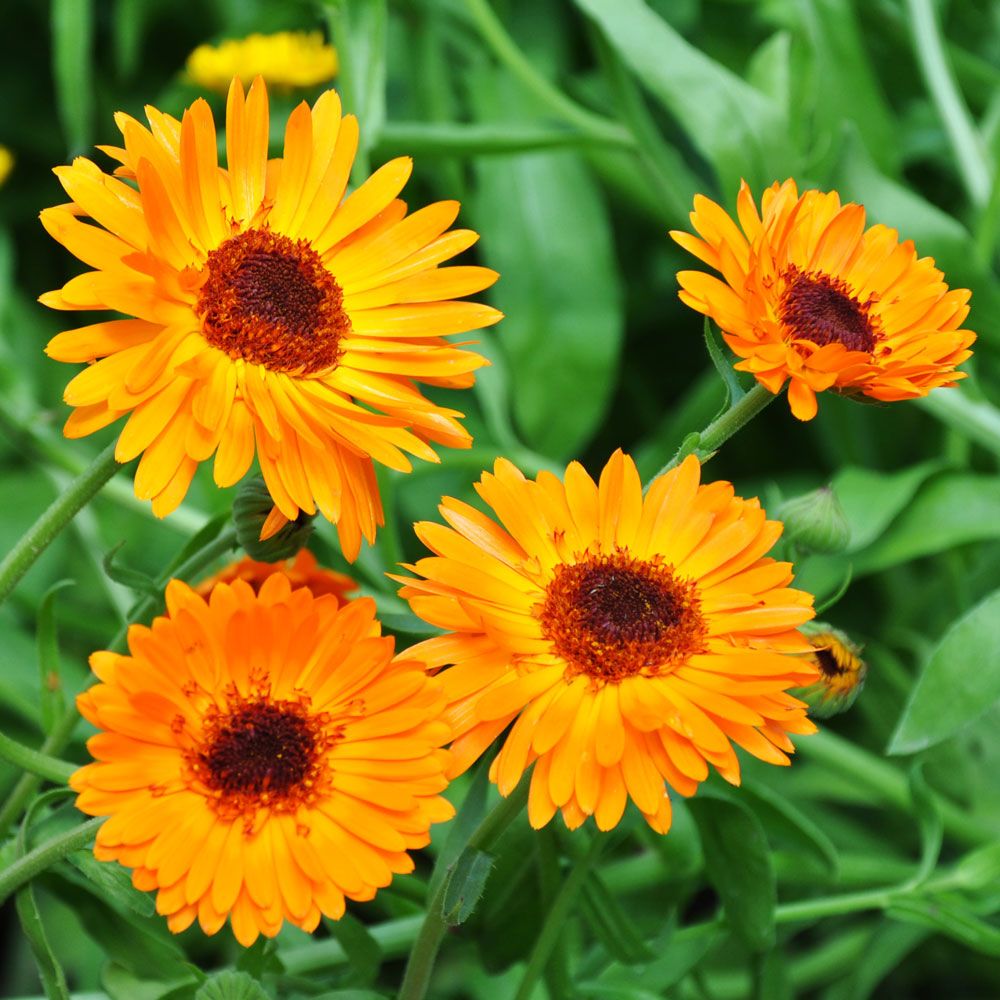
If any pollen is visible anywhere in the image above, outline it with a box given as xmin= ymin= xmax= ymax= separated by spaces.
xmin=186 ymin=692 xmax=335 ymax=821
xmin=780 ymin=266 xmax=879 ymax=354
xmin=539 ymin=549 xmax=707 ymax=682
xmin=197 ymin=228 xmax=350 ymax=374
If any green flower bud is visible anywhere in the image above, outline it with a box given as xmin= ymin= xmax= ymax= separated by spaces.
xmin=776 ymin=486 xmax=851 ymax=554
xmin=233 ymin=477 xmax=314 ymax=561
xmin=791 ymin=622 xmax=866 ymax=719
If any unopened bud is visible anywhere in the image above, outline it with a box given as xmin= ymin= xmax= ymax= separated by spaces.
xmin=791 ymin=623 xmax=866 ymax=718
xmin=233 ymin=477 xmax=314 ymax=561
xmin=777 ymin=486 xmax=851 ymax=554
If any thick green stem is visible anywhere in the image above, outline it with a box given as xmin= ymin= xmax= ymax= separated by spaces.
xmin=0 ymin=731 xmax=75 ymax=785
xmin=648 ymin=383 xmax=777 ymax=485
xmin=0 ymin=817 xmax=103 ymax=906
xmin=398 ymin=782 xmax=530 ymax=1000
xmin=462 ymin=0 xmax=630 ymax=146
xmin=906 ymin=0 xmax=992 ymax=208
xmin=0 ymin=442 xmax=120 ymax=608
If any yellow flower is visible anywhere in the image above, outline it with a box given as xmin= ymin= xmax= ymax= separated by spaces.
xmin=397 ymin=451 xmax=818 ymax=833
xmin=672 ymin=180 xmax=975 ymax=420
xmin=792 ymin=624 xmax=866 ymax=718
xmin=186 ymin=32 xmax=338 ymax=92
xmin=71 ymin=574 xmax=453 ymax=946
xmin=41 ymin=78 xmax=500 ymax=559
xmin=0 ymin=146 xmax=13 ymax=187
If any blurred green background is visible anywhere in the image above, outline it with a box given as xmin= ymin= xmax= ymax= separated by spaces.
xmin=3 ymin=0 xmax=1000 ymax=997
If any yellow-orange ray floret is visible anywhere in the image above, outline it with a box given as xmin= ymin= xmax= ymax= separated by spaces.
xmin=397 ymin=451 xmax=819 ymax=833
xmin=71 ymin=574 xmax=453 ymax=946
xmin=41 ymin=77 xmax=501 ymax=559
xmin=195 ymin=548 xmax=357 ymax=604
xmin=671 ymin=179 xmax=975 ymax=420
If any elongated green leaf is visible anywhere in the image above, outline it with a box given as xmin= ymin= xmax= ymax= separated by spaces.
xmin=688 ymin=795 xmax=776 ymax=951
xmin=574 ymin=0 xmax=794 ymax=193
xmin=909 ymin=764 xmax=943 ymax=885
xmin=328 ymin=913 xmax=382 ymax=986
xmin=741 ymin=782 xmax=839 ymax=875
xmin=51 ymin=0 xmax=94 ymax=153
xmin=471 ymin=72 xmax=624 ymax=458
xmin=889 ymin=896 xmax=1000 ymax=957
xmin=953 ymin=842 xmax=1000 ymax=891
xmin=580 ymin=869 xmax=655 ymax=965
xmin=103 ymin=542 xmax=161 ymax=597
xmin=36 ymin=579 xmax=73 ymax=733
xmin=857 ymin=474 xmax=1000 ymax=574
xmin=64 ymin=850 xmax=155 ymax=917
xmin=16 ymin=880 xmax=70 ymax=1000
xmin=889 ymin=587 xmax=1000 ymax=754
xmin=443 ymin=848 xmax=494 ymax=926
xmin=103 ymin=963 xmax=200 ymax=1000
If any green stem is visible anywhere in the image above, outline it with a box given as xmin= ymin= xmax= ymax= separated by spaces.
xmin=0 ymin=817 xmax=103 ymax=906
xmin=648 ymin=383 xmax=777 ymax=485
xmin=514 ymin=834 xmax=606 ymax=1000
xmin=906 ymin=0 xmax=992 ymax=208
xmin=0 ymin=731 xmax=75 ymax=785
xmin=398 ymin=782 xmax=530 ymax=1000
xmin=0 ymin=442 xmax=120 ymax=608
xmin=462 ymin=0 xmax=631 ymax=146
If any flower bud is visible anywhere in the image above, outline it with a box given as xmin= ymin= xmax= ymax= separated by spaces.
xmin=776 ymin=486 xmax=851 ymax=554
xmin=791 ymin=623 xmax=866 ymax=718
xmin=232 ymin=477 xmax=314 ymax=561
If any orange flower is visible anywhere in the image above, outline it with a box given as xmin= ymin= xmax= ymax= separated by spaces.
xmin=41 ymin=77 xmax=500 ymax=559
xmin=397 ymin=451 xmax=818 ymax=833
xmin=196 ymin=548 xmax=357 ymax=604
xmin=672 ymin=179 xmax=975 ymax=420
xmin=71 ymin=574 xmax=453 ymax=945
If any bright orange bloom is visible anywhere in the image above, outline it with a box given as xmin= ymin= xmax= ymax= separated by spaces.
xmin=195 ymin=548 xmax=357 ymax=604
xmin=397 ymin=451 xmax=818 ymax=833
xmin=71 ymin=575 xmax=453 ymax=945
xmin=672 ymin=179 xmax=975 ymax=420
xmin=41 ymin=77 xmax=500 ymax=559
xmin=792 ymin=624 xmax=867 ymax=719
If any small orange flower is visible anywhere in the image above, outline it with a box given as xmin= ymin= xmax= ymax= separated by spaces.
xmin=397 ymin=451 xmax=818 ymax=833
xmin=71 ymin=574 xmax=453 ymax=945
xmin=41 ymin=77 xmax=500 ymax=559
xmin=672 ymin=179 xmax=975 ymax=420
xmin=793 ymin=624 xmax=866 ymax=718
xmin=196 ymin=548 xmax=357 ymax=604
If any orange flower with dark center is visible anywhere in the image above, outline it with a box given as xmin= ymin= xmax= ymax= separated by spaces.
xmin=397 ymin=451 xmax=819 ymax=833
xmin=792 ymin=625 xmax=867 ymax=718
xmin=71 ymin=575 xmax=453 ymax=945
xmin=672 ymin=179 xmax=975 ymax=420
xmin=41 ymin=77 xmax=501 ymax=558
xmin=195 ymin=548 xmax=357 ymax=604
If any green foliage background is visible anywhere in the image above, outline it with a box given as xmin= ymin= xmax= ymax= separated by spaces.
xmin=2 ymin=0 xmax=1000 ymax=997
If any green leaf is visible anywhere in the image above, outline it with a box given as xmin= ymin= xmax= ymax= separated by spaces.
xmin=103 ymin=542 xmax=161 ymax=597
xmin=428 ymin=765 xmax=490 ymax=897
xmin=64 ymin=850 xmax=155 ymax=917
xmin=36 ymin=579 xmax=73 ymax=733
xmin=889 ymin=587 xmax=1000 ymax=754
xmin=908 ymin=763 xmax=943 ymax=885
xmin=104 ymin=964 xmax=200 ymax=1000
xmin=159 ymin=512 xmax=228 ymax=582
xmin=195 ymin=971 xmax=270 ymax=1000
xmin=15 ymin=880 xmax=70 ymax=1000
xmin=573 ymin=0 xmax=794 ymax=192
xmin=831 ymin=462 xmax=943 ymax=553
xmin=855 ymin=473 xmax=1000 ymax=574
xmin=688 ymin=795 xmax=776 ymax=951
xmin=327 ymin=913 xmax=382 ymax=986
xmin=442 ymin=847 xmax=494 ymax=926
xmin=470 ymin=71 xmax=624 ymax=459
xmin=953 ymin=841 xmax=1000 ymax=891
xmin=51 ymin=0 xmax=94 ymax=154
xmin=825 ymin=923 xmax=930 ymax=1000
xmin=888 ymin=896 xmax=1000 ymax=957
xmin=703 ymin=318 xmax=746 ymax=410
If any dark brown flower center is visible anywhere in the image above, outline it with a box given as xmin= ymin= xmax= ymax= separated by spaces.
xmin=539 ymin=550 xmax=707 ymax=681
xmin=186 ymin=694 xmax=335 ymax=821
xmin=196 ymin=228 xmax=349 ymax=374
xmin=780 ymin=267 xmax=877 ymax=354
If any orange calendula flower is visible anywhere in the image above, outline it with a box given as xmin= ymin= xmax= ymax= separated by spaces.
xmin=41 ymin=77 xmax=501 ymax=559
xmin=397 ymin=451 xmax=818 ymax=833
xmin=195 ymin=548 xmax=357 ymax=603
xmin=671 ymin=179 xmax=975 ymax=420
xmin=792 ymin=623 xmax=866 ymax=719
xmin=71 ymin=574 xmax=453 ymax=946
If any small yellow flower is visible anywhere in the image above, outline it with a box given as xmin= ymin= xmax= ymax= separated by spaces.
xmin=186 ymin=31 xmax=338 ymax=92
xmin=0 ymin=146 xmax=13 ymax=187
